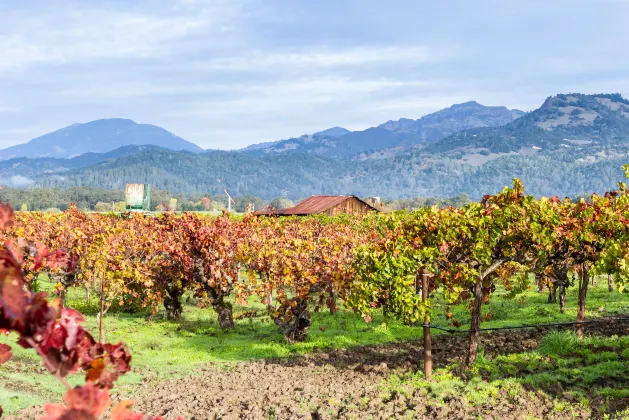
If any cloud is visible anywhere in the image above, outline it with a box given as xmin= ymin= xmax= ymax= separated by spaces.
xmin=0 ymin=1 xmax=247 ymax=72
xmin=2 ymin=0 xmax=629 ymax=151
xmin=190 ymin=45 xmax=459 ymax=72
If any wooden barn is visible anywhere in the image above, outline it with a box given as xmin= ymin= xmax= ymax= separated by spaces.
xmin=259 ymin=195 xmax=380 ymax=216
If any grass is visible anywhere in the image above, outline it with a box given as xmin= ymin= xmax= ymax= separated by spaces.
xmin=0 ymin=276 xmax=627 ymax=414
xmin=381 ymin=331 xmax=629 ymax=417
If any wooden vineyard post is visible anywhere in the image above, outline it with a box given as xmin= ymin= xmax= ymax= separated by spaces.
xmin=99 ymin=278 xmax=105 ymax=344
xmin=576 ymin=265 xmax=589 ymax=338
xmin=422 ymin=270 xmax=432 ymax=380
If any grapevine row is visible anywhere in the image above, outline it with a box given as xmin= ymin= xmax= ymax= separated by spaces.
xmin=3 ymin=172 xmax=629 ymax=416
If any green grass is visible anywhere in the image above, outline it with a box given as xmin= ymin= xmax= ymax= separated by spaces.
xmin=1 ymin=276 xmax=627 ymax=414
xmin=382 ymin=331 xmax=629 ymax=417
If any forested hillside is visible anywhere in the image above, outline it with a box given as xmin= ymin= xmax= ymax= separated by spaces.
xmin=3 ymin=93 xmax=629 ymax=200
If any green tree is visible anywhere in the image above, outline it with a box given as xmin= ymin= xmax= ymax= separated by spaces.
xmin=235 ymin=195 xmax=263 ymax=213
xmin=113 ymin=201 xmax=127 ymax=212
xmin=94 ymin=202 xmax=112 ymax=212
xmin=269 ymin=197 xmax=294 ymax=210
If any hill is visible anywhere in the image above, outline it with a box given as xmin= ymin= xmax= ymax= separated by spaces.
xmin=426 ymin=93 xmax=629 ymax=156
xmin=34 ymin=148 xmax=348 ymax=199
xmin=6 ymin=93 xmax=629 ymax=201
xmin=0 ymin=145 xmax=162 ymax=187
xmin=0 ymin=119 xmax=203 ymax=159
xmin=244 ymin=102 xmax=524 ymax=158
xmin=378 ymin=101 xmax=524 ymax=142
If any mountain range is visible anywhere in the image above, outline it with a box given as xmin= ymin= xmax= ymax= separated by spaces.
xmin=0 ymin=119 xmax=201 ymax=160
xmin=2 ymin=93 xmax=629 ymax=200
xmin=241 ymin=101 xmax=524 ymax=158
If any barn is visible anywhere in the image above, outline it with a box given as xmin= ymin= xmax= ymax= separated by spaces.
xmin=259 ymin=195 xmax=380 ymax=216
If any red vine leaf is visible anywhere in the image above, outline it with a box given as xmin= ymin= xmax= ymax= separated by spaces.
xmin=41 ymin=383 xmax=110 ymax=420
xmin=110 ymin=400 xmax=144 ymax=420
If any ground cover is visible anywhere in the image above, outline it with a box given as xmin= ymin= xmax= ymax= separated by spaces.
xmin=1 ymin=278 xmax=628 ymax=418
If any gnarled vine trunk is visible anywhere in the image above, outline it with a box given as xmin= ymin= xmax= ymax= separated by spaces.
xmin=272 ymin=299 xmax=311 ymax=344
xmin=551 ymin=264 xmax=569 ymax=314
xmin=212 ymin=296 xmax=235 ymax=329
xmin=576 ymin=265 xmax=589 ymax=338
xmin=466 ymin=276 xmax=483 ymax=366
xmin=328 ymin=285 xmax=338 ymax=315
xmin=547 ymin=283 xmax=557 ymax=304
xmin=559 ymin=283 xmax=567 ymax=313
xmin=608 ymin=273 xmax=614 ymax=292
xmin=194 ymin=258 xmax=235 ymax=330
xmin=206 ymin=285 xmax=235 ymax=330
xmin=53 ymin=272 xmax=76 ymax=307
xmin=164 ymin=286 xmax=183 ymax=321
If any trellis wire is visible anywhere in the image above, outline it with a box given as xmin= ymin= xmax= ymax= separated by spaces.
xmin=422 ymin=316 xmax=629 ymax=334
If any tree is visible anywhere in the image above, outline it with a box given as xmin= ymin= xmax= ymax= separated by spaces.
xmin=235 ymin=195 xmax=263 ymax=213
xmin=113 ymin=201 xmax=127 ymax=212
xmin=201 ymin=196 xmax=211 ymax=211
xmin=94 ymin=202 xmax=111 ymax=212
xmin=269 ymin=197 xmax=294 ymax=210
xmin=169 ymin=198 xmax=178 ymax=212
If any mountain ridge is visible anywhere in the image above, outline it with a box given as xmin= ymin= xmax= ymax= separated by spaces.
xmin=0 ymin=119 xmax=203 ymax=160
xmin=3 ymin=93 xmax=629 ymax=201
xmin=243 ymin=101 xmax=525 ymax=158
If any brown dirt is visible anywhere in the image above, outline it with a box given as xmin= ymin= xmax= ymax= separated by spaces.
xmin=9 ymin=318 xmax=629 ymax=420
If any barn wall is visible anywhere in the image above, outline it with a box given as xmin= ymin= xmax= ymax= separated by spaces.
xmin=324 ymin=197 xmax=374 ymax=216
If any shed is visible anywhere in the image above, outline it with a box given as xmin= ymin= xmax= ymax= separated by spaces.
xmin=258 ymin=195 xmax=380 ymax=216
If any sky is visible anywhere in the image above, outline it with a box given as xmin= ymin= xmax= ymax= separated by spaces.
xmin=1 ymin=0 xmax=629 ymax=150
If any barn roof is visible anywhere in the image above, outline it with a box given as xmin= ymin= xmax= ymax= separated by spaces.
xmin=257 ymin=195 xmax=378 ymax=216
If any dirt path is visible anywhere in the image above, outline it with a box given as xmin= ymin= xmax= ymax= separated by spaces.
xmin=10 ymin=318 xmax=629 ymax=419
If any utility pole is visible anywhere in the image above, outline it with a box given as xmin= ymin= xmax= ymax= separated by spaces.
xmin=224 ymin=188 xmax=236 ymax=213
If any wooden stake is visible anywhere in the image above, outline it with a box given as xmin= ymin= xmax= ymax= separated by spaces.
xmin=422 ymin=270 xmax=432 ymax=380
xmin=99 ymin=278 xmax=105 ymax=344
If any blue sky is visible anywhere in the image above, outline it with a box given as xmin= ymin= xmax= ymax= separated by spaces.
xmin=1 ymin=0 xmax=629 ymax=149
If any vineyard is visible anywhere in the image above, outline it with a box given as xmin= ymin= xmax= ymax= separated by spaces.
xmin=2 ymin=174 xmax=629 ymax=418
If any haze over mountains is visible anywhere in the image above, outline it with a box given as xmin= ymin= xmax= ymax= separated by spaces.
xmin=3 ymin=94 xmax=629 ymax=200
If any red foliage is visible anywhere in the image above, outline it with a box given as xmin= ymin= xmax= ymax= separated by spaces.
xmin=0 ymin=202 xmax=176 ymax=419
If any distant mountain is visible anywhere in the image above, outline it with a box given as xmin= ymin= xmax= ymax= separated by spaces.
xmin=244 ymin=102 xmax=524 ymax=158
xmin=312 ymin=127 xmax=351 ymax=138
xmin=0 ymin=119 xmax=202 ymax=160
xmin=8 ymin=93 xmax=629 ymax=201
xmin=240 ymin=126 xmax=351 ymax=152
xmin=378 ymin=101 xmax=524 ymax=141
xmin=426 ymin=93 xmax=629 ymax=156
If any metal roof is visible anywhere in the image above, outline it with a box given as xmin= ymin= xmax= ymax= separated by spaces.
xmin=257 ymin=195 xmax=377 ymax=216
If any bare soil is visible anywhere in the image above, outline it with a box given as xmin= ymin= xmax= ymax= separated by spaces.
xmin=10 ymin=318 xmax=629 ymax=419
